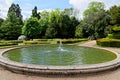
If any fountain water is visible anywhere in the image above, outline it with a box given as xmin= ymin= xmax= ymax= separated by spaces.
xmin=57 ymin=40 xmax=67 ymax=52
xmin=58 ymin=40 xmax=63 ymax=51
xmin=2 ymin=41 xmax=119 ymax=74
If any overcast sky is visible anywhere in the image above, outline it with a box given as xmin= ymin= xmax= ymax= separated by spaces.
xmin=0 ymin=0 xmax=120 ymax=19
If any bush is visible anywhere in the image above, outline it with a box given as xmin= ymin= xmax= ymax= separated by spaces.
xmin=96 ymin=38 xmax=120 ymax=47
xmin=23 ymin=39 xmax=88 ymax=45
xmin=112 ymin=32 xmax=120 ymax=39
xmin=0 ymin=40 xmax=21 ymax=46
xmin=107 ymin=34 xmax=113 ymax=39
xmin=23 ymin=40 xmax=50 ymax=45
xmin=57 ymin=39 xmax=88 ymax=44
xmin=23 ymin=41 xmax=38 ymax=44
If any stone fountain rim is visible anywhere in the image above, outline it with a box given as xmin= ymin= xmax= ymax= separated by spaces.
xmin=0 ymin=46 xmax=120 ymax=74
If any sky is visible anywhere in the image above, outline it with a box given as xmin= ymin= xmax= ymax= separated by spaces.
xmin=0 ymin=0 xmax=120 ymax=19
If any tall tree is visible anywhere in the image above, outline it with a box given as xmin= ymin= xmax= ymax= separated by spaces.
xmin=0 ymin=3 xmax=23 ymax=40
xmin=45 ymin=8 xmax=79 ymax=38
xmin=109 ymin=5 xmax=120 ymax=26
xmin=45 ymin=8 xmax=61 ymax=38
xmin=38 ymin=11 xmax=50 ymax=38
xmin=31 ymin=6 xmax=40 ymax=19
xmin=82 ymin=1 xmax=110 ymax=39
xmin=0 ymin=12 xmax=22 ymax=40
xmin=8 ymin=3 xmax=23 ymax=24
xmin=0 ymin=18 xmax=4 ymax=27
xmin=22 ymin=17 xmax=40 ymax=39
xmin=63 ymin=8 xmax=73 ymax=16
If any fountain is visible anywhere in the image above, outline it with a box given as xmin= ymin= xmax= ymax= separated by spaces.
xmin=57 ymin=39 xmax=67 ymax=52
xmin=58 ymin=39 xmax=63 ymax=51
xmin=0 ymin=41 xmax=120 ymax=74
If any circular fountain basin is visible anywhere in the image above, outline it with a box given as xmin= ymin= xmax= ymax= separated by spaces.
xmin=0 ymin=45 xmax=120 ymax=74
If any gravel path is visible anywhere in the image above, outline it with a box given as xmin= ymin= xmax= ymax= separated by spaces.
xmin=0 ymin=40 xmax=120 ymax=80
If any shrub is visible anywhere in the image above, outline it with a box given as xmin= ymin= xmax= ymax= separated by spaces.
xmin=107 ymin=34 xmax=113 ymax=39
xmin=57 ymin=39 xmax=88 ymax=44
xmin=23 ymin=41 xmax=38 ymax=44
xmin=0 ymin=40 xmax=21 ymax=46
xmin=96 ymin=38 xmax=120 ymax=47
xmin=23 ymin=40 xmax=50 ymax=45
xmin=112 ymin=32 xmax=120 ymax=39
xmin=23 ymin=39 xmax=88 ymax=45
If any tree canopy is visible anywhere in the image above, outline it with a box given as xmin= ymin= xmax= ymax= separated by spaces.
xmin=80 ymin=1 xmax=110 ymax=39
xmin=0 ymin=3 xmax=23 ymax=40
xmin=0 ymin=2 xmax=120 ymax=40
xmin=22 ymin=17 xmax=40 ymax=39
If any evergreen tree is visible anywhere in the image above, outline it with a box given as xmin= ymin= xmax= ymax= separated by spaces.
xmin=0 ymin=3 xmax=23 ymax=40
xmin=32 ymin=6 xmax=40 ymax=19
xmin=8 ymin=3 xmax=23 ymax=24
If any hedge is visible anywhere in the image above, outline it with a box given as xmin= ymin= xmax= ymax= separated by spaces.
xmin=23 ymin=40 xmax=50 ymax=45
xmin=57 ymin=39 xmax=88 ymax=44
xmin=96 ymin=38 xmax=120 ymax=47
xmin=0 ymin=40 xmax=22 ymax=46
xmin=23 ymin=39 xmax=88 ymax=45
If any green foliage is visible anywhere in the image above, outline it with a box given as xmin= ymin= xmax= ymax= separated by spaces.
xmin=82 ymin=1 xmax=110 ymax=39
xmin=0 ymin=18 xmax=4 ymax=27
xmin=0 ymin=12 xmax=22 ymax=40
xmin=107 ymin=34 xmax=113 ymax=39
xmin=38 ymin=11 xmax=50 ymax=37
xmin=8 ymin=3 xmax=23 ymax=24
xmin=45 ymin=8 xmax=79 ymax=38
xmin=45 ymin=9 xmax=61 ymax=38
xmin=75 ymin=24 xmax=83 ymax=38
xmin=31 ymin=6 xmax=40 ymax=19
xmin=97 ymin=38 xmax=120 ymax=47
xmin=23 ymin=39 xmax=56 ymax=45
xmin=0 ymin=3 xmax=23 ymax=40
xmin=22 ymin=17 xmax=40 ymax=39
xmin=2 ymin=3 xmax=120 ymax=40
xmin=109 ymin=5 xmax=120 ymax=25
xmin=0 ymin=40 xmax=21 ymax=46
xmin=107 ymin=26 xmax=120 ymax=39
xmin=45 ymin=26 xmax=57 ymax=38
xmin=84 ymin=1 xmax=105 ymax=17
xmin=60 ymin=39 xmax=88 ymax=44
xmin=112 ymin=33 xmax=120 ymax=39
xmin=112 ymin=26 xmax=120 ymax=32
xmin=23 ymin=39 xmax=87 ymax=45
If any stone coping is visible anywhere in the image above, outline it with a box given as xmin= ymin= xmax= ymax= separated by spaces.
xmin=0 ymin=47 xmax=120 ymax=74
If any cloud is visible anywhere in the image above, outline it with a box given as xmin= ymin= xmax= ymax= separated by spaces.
xmin=0 ymin=0 xmax=13 ymax=18
xmin=69 ymin=0 xmax=120 ymax=19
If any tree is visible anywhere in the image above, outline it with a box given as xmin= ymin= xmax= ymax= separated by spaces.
xmin=22 ymin=17 xmax=40 ymax=39
xmin=82 ymin=1 xmax=110 ymax=39
xmin=8 ymin=3 xmax=23 ymax=25
xmin=45 ymin=8 xmax=61 ymax=38
xmin=109 ymin=5 xmax=120 ymax=26
xmin=0 ymin=18 xmax=4 ymax=27
xmin=75 ymin=21 xmax=88 ymax=38
xmin=45 ymin=8 xmax=79 ymax=38
xmin=38 ymin=11 xmax=50 ymax=38
xmin=0 ymin=3 xmax=23 ymax=40
xmin=31 ymin=6 xmax=40 ymax=19
xmin=68 ymin=16 xmax=79 ymax=38
xmin=0 ymin=12 xmax=22 ymax=40
xmin=63 ymin=8 xmax=73 ymax=16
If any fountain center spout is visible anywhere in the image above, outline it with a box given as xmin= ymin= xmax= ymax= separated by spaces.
xmin=58 ymin=40 xmax=64 ymax=51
